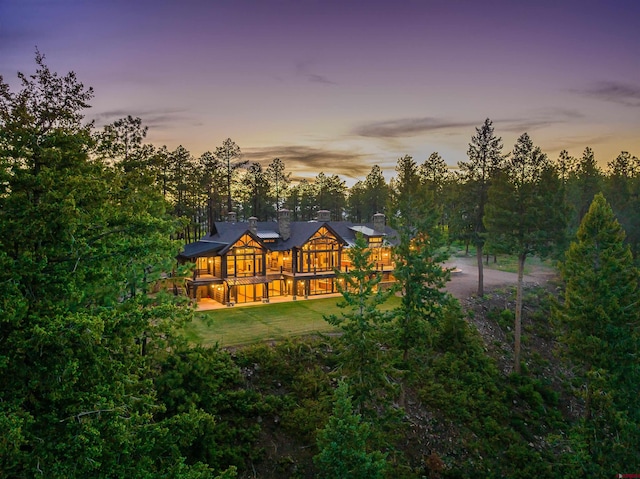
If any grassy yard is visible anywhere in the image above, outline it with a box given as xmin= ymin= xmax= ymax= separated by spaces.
xmin=183 ymin=295 xmax=402 ymax=347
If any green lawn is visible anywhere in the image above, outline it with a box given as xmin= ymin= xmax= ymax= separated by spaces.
xmin=183 ymin=295 xmax=401 ymax=347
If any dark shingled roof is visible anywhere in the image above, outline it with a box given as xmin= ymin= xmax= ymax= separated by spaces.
xmin=178 ymin=218 xmax=399 ymax=259
xmin=177 ymin=240 xmax=226 ymax=259
xmin=325 ymin=221 xmax=399 ymax=247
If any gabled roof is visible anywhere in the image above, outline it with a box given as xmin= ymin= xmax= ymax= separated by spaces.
xmin=208 ymin=223 xmax=266 ymax=255
xmin=178 ymin=218 xmax=399 ymax=259
xmin=177 ymin=240 xmax=226 ymax=259
xmin=269 ymin=221 xmax=346 ymax=251
xmin=179 ymin=223 xmax=266 ymax=258
xmin=326 ymin=221 xmax=399 ymax=247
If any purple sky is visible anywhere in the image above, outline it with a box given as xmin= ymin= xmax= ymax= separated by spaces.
xmin=2 ymin=0 xmax=639 ymax=182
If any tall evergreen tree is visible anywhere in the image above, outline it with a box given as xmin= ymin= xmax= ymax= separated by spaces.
xmin=447 ymin=173 xmax=475 ymax=253
xmin=565 ymin=147 xmax=603 ymax=232
xmin=419 ymin=152 xmax=451 ymax=229
xmin=554 ymin=193 xmax=639 ymax=406
xmin=605 ymin=151 xmax=640 ymax=257
xmin=167 ymin=145 xmax=203 ymax=241
xmin=316 ymin=172 xmax=347 ymax=220
xmin=298 ymin=178 xmax=318 ymax=220
xmin=0 ymin=52 xmax=228 ymax=478
xmin=553 ymin=149 xmax=580 ymax=255
xmin=553 ymin=194 xmax=640 ymax=475
xmin=419 ymin=151 xmax=449 ymax=194
xmin=285 ymin=182 xmax=301 ymax=220
xmin=458 ymin=118 xmax=504 ymax=295
xmin=392 ymin=213 xmax=451 ymax=405
xmin=214 ymin=138 xmax=247 ymax=215
xmin=240 ymin=162 xmax=272 ymax=220
xmin=285 ymin=179 xmax=319 ymax=221
xmin=392 ymin=205 xmax=449 ymax=363
xmin=347 ymin=180 xmax=367 ymax=222
xmin=198 ymin=150 xmax=225 ymax=229
xmin=485 ymin=133 xmax=566 ymax=373
xmin=266 ymin=157 xmax=291 ymax=215
xmin=324 ymin=234 xmax=394 ymax=413
xmin=362 ymin=165 xmax=388 ymax=220
xmin=556 ymin=149 xmax=578 ymax=188
xmin=95 ymin=115 xmax=153 ymax=171
xmin=314 ymin=381 xmax=387 ymax=479
xmin=390 ymin=155 xmax=424 ymax=226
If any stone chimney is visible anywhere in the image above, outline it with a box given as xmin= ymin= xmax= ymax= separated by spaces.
xmin=227 ymin=211 xmax=237 ymax=223
xmin=317 ymin=210 xmax=331 ymax=222
xmin=373 ymin=213 xmax=385 ymax=232
xmin=278 ymin=209 xmax=291 ymax=241
xmin=248 ymin=217 xmax=258 ymax=235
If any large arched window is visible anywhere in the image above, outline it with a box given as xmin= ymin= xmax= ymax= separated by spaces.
xmin=299 ymin=227 xmax=341 ymax=273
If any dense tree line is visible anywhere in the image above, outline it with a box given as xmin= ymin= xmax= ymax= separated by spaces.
xmin=0 ymin=53 xmax=239 ymax=477
xmin=2 ymin=55 xmax=638 ymax=477
xmin=90 ymin=108 xmax=640 ymax=272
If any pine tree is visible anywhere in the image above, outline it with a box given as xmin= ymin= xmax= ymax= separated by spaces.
xmin=347 ymin=180 xmax=366 ymax=222
xmin=458 ymin=118 xmax=504 ymax=296
xmin=324 ymin=234 xmax=394 ymax=413
xmin=555 ymin=193 xmax=639 ymax=406
xmin=240 ymin=162 xmax=272 ymax=220
xmin=554 ymin=193 xmax=640 ymax=476
xmin=266 ymin=157 xmax=291 ymax=215
xmin=485 ymin=133 xmax=566 ymax=373
xmin=198 ymin=150 xmax=225 ymax=228
xmin=0 ymin=52 xmax=222 ymax=478
xmin=363 ymin=165 xmax=389 ymax=219
xmin=214 ymin=138 xmax=247 ymax=216
xmin=564 ymin=147 xmax=603 ymax=233
xmin=392 ymin=213 xmax=451 ymax=408
xmin=314 ymin=381 xmax=387 ymax=479
xmin=605 ymin=151 xmax=640 ymax=258
xmin=390 ymin=155 xmax=424 ymax=226
xmin=393 ymin=214 xmax=450 ymax=364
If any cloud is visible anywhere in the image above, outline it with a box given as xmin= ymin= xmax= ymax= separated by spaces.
xmin=306 ymin=73 xmax=336 ymax=85
xmin=543 ymin=108 xmax=585 ymax=120
xmin=576 ymin=81 xmax=640 ymax=107
xmin=497 ymin=118 xmax=558 ymax=133
xmin=242 ymin=145 xmax=371 ymax=179
xmin=294 ymin=60 xmax=337 ymax=85
xmin=352 ymin=117 xmax=478 ymax=138
xmin=89 ymin=108 xmax=193 ymax=129
xmin=494 ymin=108 xmax=585 ymax=134
xmin=352 ymin=110 xmax=586 ymax=144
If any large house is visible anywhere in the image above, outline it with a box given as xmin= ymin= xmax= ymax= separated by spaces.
xmin=177 ymin=209 xmax=398 ymax=305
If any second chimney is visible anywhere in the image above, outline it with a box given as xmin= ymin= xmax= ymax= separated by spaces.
xmin=248 ymin=217 xmax=258 ymax=235
xmin=278 ymin=209 xmax=291 ymax=241
xmin=317 ymin=210 xmax=331 ymax=222
xmin=373 ymin=213 xmax=385 ymax=232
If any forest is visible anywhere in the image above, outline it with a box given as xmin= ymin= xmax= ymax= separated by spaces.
xmin=1 ymin=55 xmax=639 ymax=478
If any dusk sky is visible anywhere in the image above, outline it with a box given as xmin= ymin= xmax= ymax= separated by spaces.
xmin=2 ymin=0 xmax=639 ymax=183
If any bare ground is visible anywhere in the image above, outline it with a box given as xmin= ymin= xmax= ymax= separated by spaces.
xmin=442 ymin=255 xmax=557 ymax=301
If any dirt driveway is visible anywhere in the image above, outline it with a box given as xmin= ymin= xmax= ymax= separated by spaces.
xmin=442 ymin=255 xmax=556 ymax=300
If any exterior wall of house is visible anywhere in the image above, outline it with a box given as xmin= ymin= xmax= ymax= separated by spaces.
xmin=224 ymin=234 xmax=266 ymax=278
xmin=182 ymin=223 xmax=396 ymax=306
xmin=297 ymin=227 xmax=341 ymax=273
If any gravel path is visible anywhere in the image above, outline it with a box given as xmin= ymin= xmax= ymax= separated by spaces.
xmin=442 ymin=255 xmax=557 ymax=300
